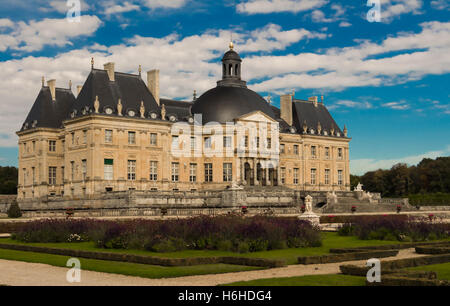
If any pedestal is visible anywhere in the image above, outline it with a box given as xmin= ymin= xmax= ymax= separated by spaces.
xmin=298 ymin=212 xmax=320 ymax=226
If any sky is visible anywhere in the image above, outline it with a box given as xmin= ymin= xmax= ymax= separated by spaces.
xmin=0 ymin=0 xmax=448 ymax=175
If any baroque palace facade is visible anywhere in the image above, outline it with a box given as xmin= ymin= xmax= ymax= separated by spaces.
xmin=17 ymin=43 xmax=350 ymax=202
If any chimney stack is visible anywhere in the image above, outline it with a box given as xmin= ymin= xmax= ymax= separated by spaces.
xmin=280 ymin=94 xmax=293 ymax=126
xmin=77 ymin=85 xmax=83 ymax=96
xmin=104 ymin=62 xmax=115 ymax=82
xmin=309 ymin=96 xmax=318 ymax=107
xmin=147 ymin=69 xmax=160 ymax=106
xmin=47 ymin=79 xmax=56 ymax=101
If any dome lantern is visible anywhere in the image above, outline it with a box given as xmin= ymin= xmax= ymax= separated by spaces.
xmin=217 ymin=42 xmax=246 ymax=88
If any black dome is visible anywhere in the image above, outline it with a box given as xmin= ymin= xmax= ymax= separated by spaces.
xmin=222 ymin=50 xmax=241 ymax=61
xmin=192 ymin=86 xmax=276 ymax=124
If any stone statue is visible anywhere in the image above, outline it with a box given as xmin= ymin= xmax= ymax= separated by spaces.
xmin=327 ymin=191 xmax=338 ymax=205
xmin=140 ymin=101 xmax=145 ymax=118
xmin=161 ymin=104 xmax=166 ymax=120
xmin=305 ymin=195 xmax=313 ymax=213
xmin=117 ymin=99 xmax=123 ymax=116
xmin=355 ymin=183 xmax=363 ymax=192
xmin=94 ymin=96 xmax=100 ymax=113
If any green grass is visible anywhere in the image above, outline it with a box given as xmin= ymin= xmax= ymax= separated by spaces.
xmin=2 ymin=232 xmax=408 ymax=265
xmin=0 ymin=248 xmax=261 ymax=279
xmin=407 ymin=263 xmax=450 ymax=281
xmin=223 ymin=274 xmax=366 ymax=286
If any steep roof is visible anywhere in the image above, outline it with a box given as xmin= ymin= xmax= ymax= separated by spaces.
xmin=292 ymin=99 xmax=343 ymax=136
xmin=71 ymin=69 xmax=160 ymax=118
xmin=160 ymin=98 xmax=192 ymax=120
xmin=21 ymin=87 xmax=75 ymax=131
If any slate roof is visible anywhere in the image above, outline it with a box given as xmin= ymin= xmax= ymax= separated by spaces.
xmin=20 ymin=87 xmax=75 ymax=131
xmin=160 ymin=98 xmax=193 ymax=121
xmin=292 ymin=99 xmax=343 ymax=136
xmin=72 ymin=69 xmax=160 ymax=118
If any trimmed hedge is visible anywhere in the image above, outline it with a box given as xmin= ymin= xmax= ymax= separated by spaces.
xmin=367 ymin=276 xmax=449 ymax=286
xmin=415 ymin=246 xmax=450 ymax=255
xmin=330 ymin=241 xmax=450 ymax=253
xmin=0 ymin=243 xmax=285 ymax=268
xmin=298 ymin=250 xmax=399 ymax=265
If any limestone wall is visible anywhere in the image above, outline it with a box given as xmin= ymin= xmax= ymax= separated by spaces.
xmin=0 ymin=195 xmax=17 ymax=214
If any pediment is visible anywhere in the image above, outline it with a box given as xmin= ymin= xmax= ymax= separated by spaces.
xmin=236 ymin=111 xmax=277 ymax=123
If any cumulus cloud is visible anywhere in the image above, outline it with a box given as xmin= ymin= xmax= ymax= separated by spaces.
xmin=431 ymin=0 xmax=450 ymax=10
xmin=142 ymin=0 xmax=188 ymax=9
xmin=380 ymin=0 xmax=423 ymax=22
xmin=237 ymin=0 xmax=328 ymax=14
xmin=351 ymin=145 xmax=450 ymax=175
xmin=104 ymin=1 xmax=140 ymax=15
xmin=42 ymin=0 xmax=90 ymax=13
xmin=0 ymin=15 xmax=102 ymax=52
xmin=382 ymin=101 xmax=410 ymax=110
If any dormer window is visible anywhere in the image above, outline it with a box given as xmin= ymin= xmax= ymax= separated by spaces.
xmin=128 ymin=110 xmax=136 ymax=117
xmin=150 ymin=112 xmax=158 ymax=119
xmin=169 ymin=115 xmax=177 ymax=122
xmin=105 ymin=107 xmax=113 ymax=115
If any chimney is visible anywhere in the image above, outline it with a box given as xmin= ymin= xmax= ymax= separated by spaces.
xmin=104 ymin=62 xmax=115 ymax=81
xmin=47 ymin=79 xmax=56 ymax=101
xmin=309 ymin=96 xmax=318 ymax=107
xmin=77 ymin=85 xmax=83 ymax=96
xmin=280 ymin=94 xmax=293 ymax=126
xmin=147 ymin=69 xmax=160 ymax=106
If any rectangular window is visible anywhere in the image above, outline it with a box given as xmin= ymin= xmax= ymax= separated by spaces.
xmin=128 ymin=132 xmax=136 ymax=145
xmin=267 ymin=138 xmax=271 ymax=149
xmin=338 ymin=170 xmax=343 ymax=186
xmin=255 ymin=137 xmax=260 ymax=148
xmin=293 ymin=168 xmax=299 ymax=185
xmin=325 ymin=169 xmax=330 ymax=185
xmin=204 ymin=137 xmax=212 ymax=149
xmin=104 ymin=159 xmax=114 ymax=180
xmin=105 ymin=130 xmax=113 ymax=143
xmin=70 ymin=161 xmax=75 ymax=181
xmin=150 ymin=133 xmax=157 ymax=146
xmin=150 ymin=161 xmax=158 ymax=181
xmin=171 ymin=162 xmax=179 ymax=182
xmin=311 ymin=168 xmax=317 ymax=185
xmin=23 ymin=168 xmax=26 ymax=185
xmin=32 ymin=141 xmax=36 ymax=152
xmin=338 ymin=148 xmax=343 ymax=159
xmin=223 ymin=163 xmax=232 ymax=182
xmin=223 ymin=136 xmax=232 ymax=148
xmin=311 ymin=146 xmax=317 ymax=158
xmin=189 ymin=163 xmax=197 ymax=182
xmin=325 ymin=147 xmax=330 ymax=159
xmin=48 ymin=167 xmax=57 ymax=185
xmin=49 ymin=140 xmax=56 ymax=152
xmin=190 ymin=136 xmax=196 ymax=150
xmin=204 ymin=163 xmax=213 ymax=182
xmin=293 ymin=145 xmax=299 ymax=155
xmin=244 ymin=136 xmax=248 ymax=148
xmin=172 ymin=136 xmax=179 ymax=150
xmin=127 ymin=160 xmax=136 ymax=181
xmin=82 ymin=159 xmax=87 ymax=181
xmin=280 ymin=167 xmax=286 ymax=184
xmin=280 ymin=144 xmax=285 ymax=154
xmin=61 ymin=167 xmax=64 ymax=183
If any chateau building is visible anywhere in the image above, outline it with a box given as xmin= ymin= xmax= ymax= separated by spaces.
xmin=17 ymin=43 xmax=350 ymax=201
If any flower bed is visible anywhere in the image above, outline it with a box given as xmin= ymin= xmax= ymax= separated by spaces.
xmin=337 ymin=215 xmax=450 ymax=242
xmin=11 ymin=215 xmax=322 ymax=253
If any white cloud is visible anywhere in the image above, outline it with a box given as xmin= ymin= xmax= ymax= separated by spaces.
xmin=329 ymin=100 xmax=373 ymax=110
xmin=431 ymin=0 xmax=450 ymax=10
xmin=41 ymin=0 xmax=90 ymax=13
xmin=104 ymin=1 xmax=140 ymax=15
xmin=311 ymin=4 xmax=346 ymax=23
xmin=244 ymin=21 xmax=450 ymax=93
xmin=381 ymin=0 xmax=423 ymax=22
xmin=339 ymin=21 xmax=352 ymax=27
xmin=0 ymin=19 xmax=14 ymax=29
xmin=351 ymin=145 xmax=450 ymax=175
xmin=142 ymin=0 xmax=188 ymax=9
xmin=382 ymin=101 xmax=410 ymax=110
xmin=0 ymin=16 xmax=102 ymax=52
xmin=237 ymin=0 xmax=328 ymax=14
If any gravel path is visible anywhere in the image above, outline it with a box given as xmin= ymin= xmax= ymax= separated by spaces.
xmin=0 ymin=248 xmax=424 ymax=286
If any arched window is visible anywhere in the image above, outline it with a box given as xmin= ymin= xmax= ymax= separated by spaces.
xmin=229 ymin=64 xmax=233 ymax=76
xmin=235 ymin=64 xmax=239 ymax=76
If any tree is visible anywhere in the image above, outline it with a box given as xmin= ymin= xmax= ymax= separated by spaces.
xmin=0 ymin=166 xmax=18 ymax=194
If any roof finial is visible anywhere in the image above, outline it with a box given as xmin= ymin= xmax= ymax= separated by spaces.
xmin=41 ymin=76 xmax=45 ymax=87
xmin=267 ymin=93 xmax=272 ymax=104
xmin=91 ymin=57 xmax=94 ymax=70
xmin=229 ymin=41 xmax=234 ymax=50
xmin=193 ymin=90 xmax=197 ymax=101
xmin=138 ymin=65 xmax=142 ymax=77
xmin=69 ymin=80 xmax=72 ymax=89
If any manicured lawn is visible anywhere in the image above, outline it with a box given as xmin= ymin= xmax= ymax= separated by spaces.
xmin=407 ymin=263 xmax=450 ymax=281
xmin=0 ymin=248 xmax=261 ymax=279
xmin=1 ymin=232 xmax=408 ymax=265
xmin=223 ymin=274 xmax=366 ymax=286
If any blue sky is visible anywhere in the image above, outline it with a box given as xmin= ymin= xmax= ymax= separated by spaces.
xmin=0 ymin=0 xmax=449 ymax=174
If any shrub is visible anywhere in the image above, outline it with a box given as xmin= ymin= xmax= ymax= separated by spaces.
xmin=11 ymin=215 xmax=322 ymax=253
xmin=7 ymin=201 xmax=22 ymax=218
